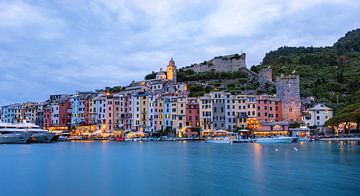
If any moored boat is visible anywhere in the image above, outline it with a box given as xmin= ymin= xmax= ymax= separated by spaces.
xmin=0 ymin=123 xmax=32 ymax=144
xmin=255 ymin=136 xmax=297 ymax=144
xmin=205 ymin=136 xmax=232 ymax=144
xmin=18 ymin=123 xmax=55 ymax=143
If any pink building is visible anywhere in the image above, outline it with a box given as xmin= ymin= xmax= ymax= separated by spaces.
xmin=256 ymin=95 xmax=282 ymax=122
xmin=124 ymin=95 xmax=132 ymax=131
xmin=186 ymin=98 xmax=199 ymax=128
xmin=105 ymin=95 xmax=116 ymax=131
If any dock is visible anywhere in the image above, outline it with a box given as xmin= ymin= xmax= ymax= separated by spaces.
xmin=319 ymin=137 xmax=360 ymax=141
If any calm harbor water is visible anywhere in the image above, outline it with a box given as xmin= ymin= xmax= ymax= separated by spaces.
xmin=0 ymin=141 xmax=359 ymax=196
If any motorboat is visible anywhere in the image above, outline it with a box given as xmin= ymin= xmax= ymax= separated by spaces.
xmin=255 ymin=136 xmax=297 ymax=144
xmin=0 ymin=123 xmax=32 ymax=144
xmin=11 ymin=123 xmax=55 ymax=143
xmin=205 ymin=136 xmax=233 ymax=144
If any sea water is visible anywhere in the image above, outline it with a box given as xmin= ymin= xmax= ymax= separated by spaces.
xmin=0 ymin=141 xmax=359 ymax=196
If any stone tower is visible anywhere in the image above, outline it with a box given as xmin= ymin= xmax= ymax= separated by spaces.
xmin=276 ymin=74 xmax=301 ymax=122
xmin=166 ymin=57 xmax=177 ymax=82
xmin=259 ymin=67 xmax=273 ymax=90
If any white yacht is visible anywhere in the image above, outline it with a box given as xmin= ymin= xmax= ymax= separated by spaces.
xmin=255 ymin=136 xmax=298 ymax=144
xmin=0 ymin=123 xmax=32 ymax=144
xmin=20 ymin=123 xmax=55 ymax=143
xmin=0 ymin=122 xmax=55 ymax=144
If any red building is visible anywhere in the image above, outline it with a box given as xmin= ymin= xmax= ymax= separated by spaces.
xmin=186 ymin=98 xmax=200 ymax=128
xmin=58 ymin=99 xmax=71 ymax=127
xmin=84 ymin=97 xmax=91 ymax=125
xmin=43 ymin=106 xmax=52 ymax=129
xmin=256 ymin=95 xmax=282 ymax=122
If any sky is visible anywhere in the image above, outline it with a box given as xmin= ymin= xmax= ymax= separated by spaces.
xmin=0 ymin=0 xmax=360 ymax=105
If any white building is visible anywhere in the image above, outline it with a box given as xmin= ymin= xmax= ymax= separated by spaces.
xmin=92 ymin=94 xmax=106 ymax=129
xmin=303 ymin=103 xmax=334 ymax=128
xmin=51 ymin=103 xmax=59 ymax=126
xmin=198 ymin=93 xmax=213 ymax=131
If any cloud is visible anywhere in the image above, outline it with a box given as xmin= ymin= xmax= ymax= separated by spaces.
xmin=0 ymin=1 xmax=65 ymax=40
xmin=0 ymin=0 xmax=359 ymax=105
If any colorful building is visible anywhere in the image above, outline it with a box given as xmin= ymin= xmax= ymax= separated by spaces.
xmin=256 ymin=95 xmax=282 ymax=122
xmin=186 ymin=97 xmax=200 ymax=128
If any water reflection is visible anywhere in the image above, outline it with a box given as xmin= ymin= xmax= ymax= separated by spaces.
xmin=0 ymin=141 xmax=359 ymax=196
xmin=252 ymin=143 xmax=264 ymax=187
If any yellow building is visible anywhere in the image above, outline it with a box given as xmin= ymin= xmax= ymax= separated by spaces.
xmin=139 ymin=95 xmax=148 ymax=131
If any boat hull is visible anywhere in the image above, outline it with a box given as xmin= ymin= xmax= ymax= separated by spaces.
xmin=0 ymin=132 xmax=31 ymax=144
xmin=205 ymin=140 xmax=232 ymax=144
xmin=256 ymin=137 xmax=297 ymax=144
xmin=30 ymin=132 xmax=55 ymax=143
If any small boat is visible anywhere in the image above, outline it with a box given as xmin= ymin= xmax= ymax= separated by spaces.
xmin=58 ymin=135 xmax=68 ymax=141
xmin=0 ymin=123 xmax=32 ymax=144
xmin=205 ymin=137 xmax=232 ymax=144
xmin=255 ymin=136 xmax=297 ymax=144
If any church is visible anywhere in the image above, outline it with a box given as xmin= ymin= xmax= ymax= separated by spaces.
xmin=156 ymin=57 xmax=177 ymax=82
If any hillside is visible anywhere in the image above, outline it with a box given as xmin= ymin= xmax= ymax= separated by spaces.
xmin=251 ymin=28 xmax=360 ymax=109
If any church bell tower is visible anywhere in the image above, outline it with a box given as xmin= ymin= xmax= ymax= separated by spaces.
xmin=166 ymin=57 xmax=177 ymax=82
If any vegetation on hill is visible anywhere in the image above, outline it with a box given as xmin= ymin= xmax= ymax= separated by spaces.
xmin=145 ymin=71 xmax=156 ymax=80
xmin=144 ymin=69 xmax=260 ymax=97
xmin=325 ymin=100 xmax=360 ymax=133
xmin=251 ymin=28 xmax=360 ymax=110
xmin=109 ymin=86 xmax=125 ymax=93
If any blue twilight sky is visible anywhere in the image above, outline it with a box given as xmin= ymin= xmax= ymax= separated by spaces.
xmin=0 ymin=0 xmax=360 ymax=105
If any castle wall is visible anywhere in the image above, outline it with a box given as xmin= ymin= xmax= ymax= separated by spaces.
xmin=259 ymin=67 xmax=273 ymax=90
xmin=183 ymin=53 xmax=246 ymax=73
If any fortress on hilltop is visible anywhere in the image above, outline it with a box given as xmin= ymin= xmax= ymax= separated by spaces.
xmin=182 ymin=53 xmax=246 ymax=73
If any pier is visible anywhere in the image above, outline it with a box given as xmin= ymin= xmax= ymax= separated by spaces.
xmin=319 ymin=137 xmax=360 ymax=141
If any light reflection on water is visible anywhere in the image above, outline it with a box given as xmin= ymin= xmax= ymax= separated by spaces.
xmin=0 ymin=141 xmax=359 ymax=196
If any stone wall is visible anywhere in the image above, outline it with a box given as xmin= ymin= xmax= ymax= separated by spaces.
xmin=183 ymin=53 xmax=246 ymax=73
xmin=276 ymin=74 xmax=301 ymax=122
xmin=259 ymin=67 xmax=273 ymax=90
